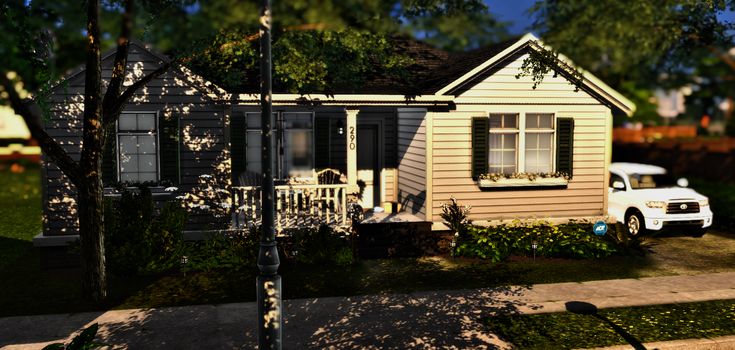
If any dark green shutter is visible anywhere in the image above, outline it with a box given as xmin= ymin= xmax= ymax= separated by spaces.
xmin=102 ymin=125 xmax=117 ymax=186
xmin=314 ymin=117 xmax=331 ymax=169
xmin=158 ymin=113 xmax=180 ymax=185
xmin=556 ymin=117 xmax=574 ymax=178
xmin=230 ymin=113 xmax=246 ymax=185
xmin=471 ymin=116 xmax=489 ymax=179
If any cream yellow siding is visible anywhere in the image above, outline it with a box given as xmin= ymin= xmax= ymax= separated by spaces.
xmin=430 ymin=54 xmax=611 ymax=224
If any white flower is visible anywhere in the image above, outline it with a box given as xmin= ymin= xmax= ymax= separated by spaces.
xmin=220 ymin=203 xmax=231 ymax=209
xmin=165 ymin=187 xmax=179 ymax=192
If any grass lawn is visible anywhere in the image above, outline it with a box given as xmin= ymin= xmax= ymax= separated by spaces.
xmin=2 ymin=167 xmax=735 ymax=317
xmin=486 ymin=299 xmax=735 ymax=349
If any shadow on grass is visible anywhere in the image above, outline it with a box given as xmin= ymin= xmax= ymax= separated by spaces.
xmin=565 ymin=301 xmax=646 ymax=350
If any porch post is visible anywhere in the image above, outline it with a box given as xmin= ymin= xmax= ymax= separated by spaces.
xmin=346 ymin=108 xmax=359 ymax=194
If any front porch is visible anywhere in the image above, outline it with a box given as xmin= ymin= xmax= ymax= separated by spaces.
xmin=229 ymin=107 xmax=399 ymax=231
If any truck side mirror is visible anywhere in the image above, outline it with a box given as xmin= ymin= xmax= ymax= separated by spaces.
xmin=612 ymin=181 xmax=625 ymax=190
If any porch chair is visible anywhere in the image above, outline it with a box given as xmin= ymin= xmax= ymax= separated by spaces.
xmin=315 ymin=168 xmax=346 ymax=214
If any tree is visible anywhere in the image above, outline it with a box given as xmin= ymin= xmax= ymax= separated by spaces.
xmin=526 ymin=0 xmax=735 ymax=123
xmin=0 ymin=0 xmax=171 ymax=301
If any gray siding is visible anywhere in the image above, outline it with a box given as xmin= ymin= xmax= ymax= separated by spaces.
xmin=397 ymin=108 xmax=427 ymax=218
xmin=43 ymin=45 xmax=227 ymax=236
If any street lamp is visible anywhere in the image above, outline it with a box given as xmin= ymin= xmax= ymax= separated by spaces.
xmin=257 ymin=0 xmax=282 ymax=348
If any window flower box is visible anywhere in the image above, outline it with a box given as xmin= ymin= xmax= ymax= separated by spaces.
xmin=478 ymin=172 xmax=569 ymax=188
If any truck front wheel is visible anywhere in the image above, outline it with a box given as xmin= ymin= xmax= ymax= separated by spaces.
xmin=625 ymin=211 xmax=647 ymax=237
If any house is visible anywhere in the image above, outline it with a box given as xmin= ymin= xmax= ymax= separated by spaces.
xmin=34 ymin=33 xmax=634 ymax=247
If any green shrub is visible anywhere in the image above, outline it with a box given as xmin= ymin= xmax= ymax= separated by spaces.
xmin=455 ymin=221 xmax=626 ymax=262
xmin=181 ymin=227 xmax=260 ymax=272
xmin=290 ymin=224 xmax=354 ymax=266
xmin=104 ymin=187 xmax=187 ymax=275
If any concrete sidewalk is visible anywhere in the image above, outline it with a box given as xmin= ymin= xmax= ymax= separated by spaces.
xmin=2 ymin=272 xmax=735 ymax=349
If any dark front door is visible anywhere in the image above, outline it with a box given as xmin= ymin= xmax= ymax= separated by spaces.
xmin=357 ymin=124 xmax=380 ymax=209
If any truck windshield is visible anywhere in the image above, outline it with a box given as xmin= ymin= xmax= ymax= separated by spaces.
xmin=629 ymin=173 xmax=676 ymax=189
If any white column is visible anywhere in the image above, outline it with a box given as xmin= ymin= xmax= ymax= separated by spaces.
xmin=346 ymin=108 xmax=359 ymax=194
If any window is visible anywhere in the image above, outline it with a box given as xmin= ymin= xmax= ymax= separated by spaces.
xmin=524 ymin=114 xmax=554 ymax=173
xmin=488 ymin=114 xmax=518 ymax=174
xmin=117 ymin=112 xmax=158 ymax=182
xmin=487 ymin=113 xmax=556 ymax=175
xmin=245 ymin=112 xmax=314 ymax=179
xmin=609 ymin=173 xmax=626 ymax=190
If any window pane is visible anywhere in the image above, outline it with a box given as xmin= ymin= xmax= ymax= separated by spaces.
xmin=503 ymin=114 xmax=518 ymax=129
xmin=137 ymin=114 xmax=156 ymax=132
xmin=489 ymin=115 xmax=502 ymax=129
xmin=538 ymin=133 xmax=552 ymax=149
xmin=488 ymin=133 xmax=517 ymax=174
xmin=120 ymin=154 xmax=139 ymax=173
xmin=524 ymin=132 xmax=553 ymax=173
xmin=246 ymin=113 xmax=261 ymax=129
xmin=119 ymin=113 xmax=137 ymax=131
xmin=138 ymin=155 xmax=157 ymax=172
xmin=283 ymin=113 xmax=312 ymax=129
xmin=138 ymin=135 xmax=156 ymax=154
xmin=537 ymin=149 xmax=552 ymax=172
xmin=246 ymin=112 xmax=278 ymax=129
xmin=503 ymin=134 xmax=516 ymax=148
xmin=489 ymin=134 xmax=503 ymax=149
xmin=539 ymin=114 xmax=553 ymax=128
xmin=119 ymin=135 xmax=138 ymax=154
xmin=526 ymin=113 xmax=553 ymax=129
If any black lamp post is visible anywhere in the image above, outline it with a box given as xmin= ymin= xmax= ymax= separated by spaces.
xmin=257 ymin=0 xmax=282 ymax=348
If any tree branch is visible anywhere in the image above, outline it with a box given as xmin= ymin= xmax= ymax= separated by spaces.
xmin=102 ymin=60 xmax=172 ymax=128
xmin=101 ymin=0 xmax=133 ymax=124
xmin=0 ymin=73 xmax=82 ymax=187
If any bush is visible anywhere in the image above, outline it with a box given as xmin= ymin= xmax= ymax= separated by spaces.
xmin=290 ymin=224 xmax=354 ymax=266
xmin=181 ymin=227 xmax=260 ymax=272
xmin=104 ymin=187 xmax=187 ymax=275
xmin=455 ymin=221 xmax=627 ymax=262
xmin=440 ymin=197 xmax=472 ymax=234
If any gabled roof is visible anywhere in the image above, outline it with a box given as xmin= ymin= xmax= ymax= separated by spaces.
xmin=50 ymin=41 xmax=227 ymax=101
xmin=427 ymin=33 xmax=636 ymax=116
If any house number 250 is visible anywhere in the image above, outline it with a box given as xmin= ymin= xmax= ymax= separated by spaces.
xmin=349 ymin=126 xmax=356 ymax=150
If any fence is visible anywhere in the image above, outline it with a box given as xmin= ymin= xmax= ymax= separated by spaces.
xmin=231 ymin=183 xmax=348 ymax=231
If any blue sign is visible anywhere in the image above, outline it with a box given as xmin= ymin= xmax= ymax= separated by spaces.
xmin=593 ymin=221 xmax=608 ymax=236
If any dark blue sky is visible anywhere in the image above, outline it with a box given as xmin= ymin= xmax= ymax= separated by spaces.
xmin=486 ymin=0 xmax=537 ymax=35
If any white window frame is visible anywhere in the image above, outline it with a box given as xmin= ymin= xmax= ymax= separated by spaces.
xmin=116 ymin=111 xmax=160 ymax=183
xmin=244 ymin=111 xmax=316 ymax=180
xmin=488 ymin=112 xmax=557 ymax=174
xmin=488 ymin=113 xmax=519 ymax=174
xmin=523 ymin=113 xmax=556 ymax=174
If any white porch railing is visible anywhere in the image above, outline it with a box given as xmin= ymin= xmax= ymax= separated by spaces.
xmin=232 ymin=184 xmax=348 ymax=231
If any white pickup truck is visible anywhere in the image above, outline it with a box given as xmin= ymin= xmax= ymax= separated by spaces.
xmin=608 ymin=163 xmax=713 ymax=237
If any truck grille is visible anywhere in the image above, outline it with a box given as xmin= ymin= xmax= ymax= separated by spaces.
xmin=666 ymin=202 xmax=700 ymax=214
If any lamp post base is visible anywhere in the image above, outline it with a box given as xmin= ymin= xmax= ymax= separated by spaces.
xmin=257 ymin=274 xmax=282 ymax=349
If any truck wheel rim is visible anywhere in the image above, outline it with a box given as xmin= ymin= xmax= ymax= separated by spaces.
xmin=628 ymin=216 xmax=640 ymax=235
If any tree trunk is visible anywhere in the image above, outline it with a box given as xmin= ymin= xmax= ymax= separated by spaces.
xmin=77 ymin=179 xmax=106 ymax=301
xmin=79 ymin=0 xmax=107 ymax=302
